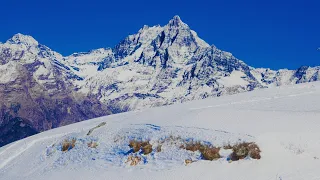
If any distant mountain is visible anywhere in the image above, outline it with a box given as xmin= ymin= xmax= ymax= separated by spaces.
xmin=0 ymin=34 xmax=111 ymax=146
xmin=0 ymin=16 xmax=319 ymax=146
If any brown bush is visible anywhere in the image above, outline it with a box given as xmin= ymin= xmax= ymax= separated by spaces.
xmin=230 ymin=142 xmax=261 ymax=161
xmin=126 ymin=155 xmax=141 ymax=166
xmin=182 ymin=141 xmax=221 ymax=161
xmin=185 ymin=141 xmax=205 ymax=152
xmin=62 ymin=138 xmax=76 ymax=152
xmin=129 ymin=140 xmax=142 ymax=153
xmin=129 ymin=140 xmax=153 ymax=155
xmin=248 ymin=143 xmax=261 ymax=159
xmin=201 ymin=147 xmax=221 ymax=160
xmin=142 ymin=144 xmax=153 ymax=155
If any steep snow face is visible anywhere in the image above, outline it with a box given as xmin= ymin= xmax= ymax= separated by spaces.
xmin=0 ymin=61 xmax=19 ymax=84
xmin=1 ymin=82 xmax=320 ymax=180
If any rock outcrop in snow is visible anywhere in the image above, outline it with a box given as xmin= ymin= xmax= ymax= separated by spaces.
xmin=0 ymin=16 xmax=319 ymax=146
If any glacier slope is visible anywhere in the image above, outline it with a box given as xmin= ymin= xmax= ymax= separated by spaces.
xmin=0 ymin=82 xmax=320 ymax=180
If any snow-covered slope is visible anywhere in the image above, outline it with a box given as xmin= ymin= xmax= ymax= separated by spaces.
xmin=1 ymin=81 xmax=320 ymax=180
xmin=0 ymin=15 xmax=319 ymax=147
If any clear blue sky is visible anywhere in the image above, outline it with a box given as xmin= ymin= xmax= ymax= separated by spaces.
xmin=1 ymin=0 xmax=319 ymax=69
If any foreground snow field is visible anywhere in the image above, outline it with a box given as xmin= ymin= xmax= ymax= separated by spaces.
xmin=1 ymin=82 xmax=320 ymax=180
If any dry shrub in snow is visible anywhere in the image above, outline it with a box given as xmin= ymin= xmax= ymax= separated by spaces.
xmin=142 ymin=144 xmax=153 ymax=155
xmin=129 ymin=140 xmax=142 ymax=152
xmin=126 ymin=155 xmax=141 ymax=166
xmin=201 ymin=147 xmax=221 ymax=160
xmin=185 ymin=141 xmax=204 ymax=152
xmin=183 ymin=141 xmax=221 ymax=161
xmin=230 ymin=142 xmax=261 ymax=161
xmin=61 ymin=138 xmax=76 ymax=152
xmin=129 ymin=140 xmax=153 ymax=155
xmin=126 ymin=137 xmax=261 ymax=164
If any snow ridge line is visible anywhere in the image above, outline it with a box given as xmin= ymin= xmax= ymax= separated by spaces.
xmin=0 ymin=143 xmax=17 ymax=157
xmin=189 ymin=91 xmax=315 ymax=111
xmin=0 ymin=132 xmax=68 ymax=170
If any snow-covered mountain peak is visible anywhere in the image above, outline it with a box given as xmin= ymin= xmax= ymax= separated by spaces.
xmin=138 ymin=25 xmax=150 ymax=32
xmin=6 ymin=33 xmax=39 ymax=47
xmin=161 ymin=16 xmax=209 ymax=50
xmin=168 ymin=15 xmax=185 ymax=28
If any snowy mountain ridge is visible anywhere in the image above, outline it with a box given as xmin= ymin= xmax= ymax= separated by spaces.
xmin=0 ymin=15 xmax=319 ymax=146
xmin=59 ymin=16 xmax=320 ymax=109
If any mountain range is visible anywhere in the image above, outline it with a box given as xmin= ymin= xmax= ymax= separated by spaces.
xmin=0 ymin=15 xmax=319 ymax=146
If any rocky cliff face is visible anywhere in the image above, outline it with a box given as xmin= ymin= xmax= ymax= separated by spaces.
xmin=0 ymin=16 xmax=319 ymax=146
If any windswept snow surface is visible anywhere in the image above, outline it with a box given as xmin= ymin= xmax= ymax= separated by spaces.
xmin=1 ymin=82 xmax=320 ymax=180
